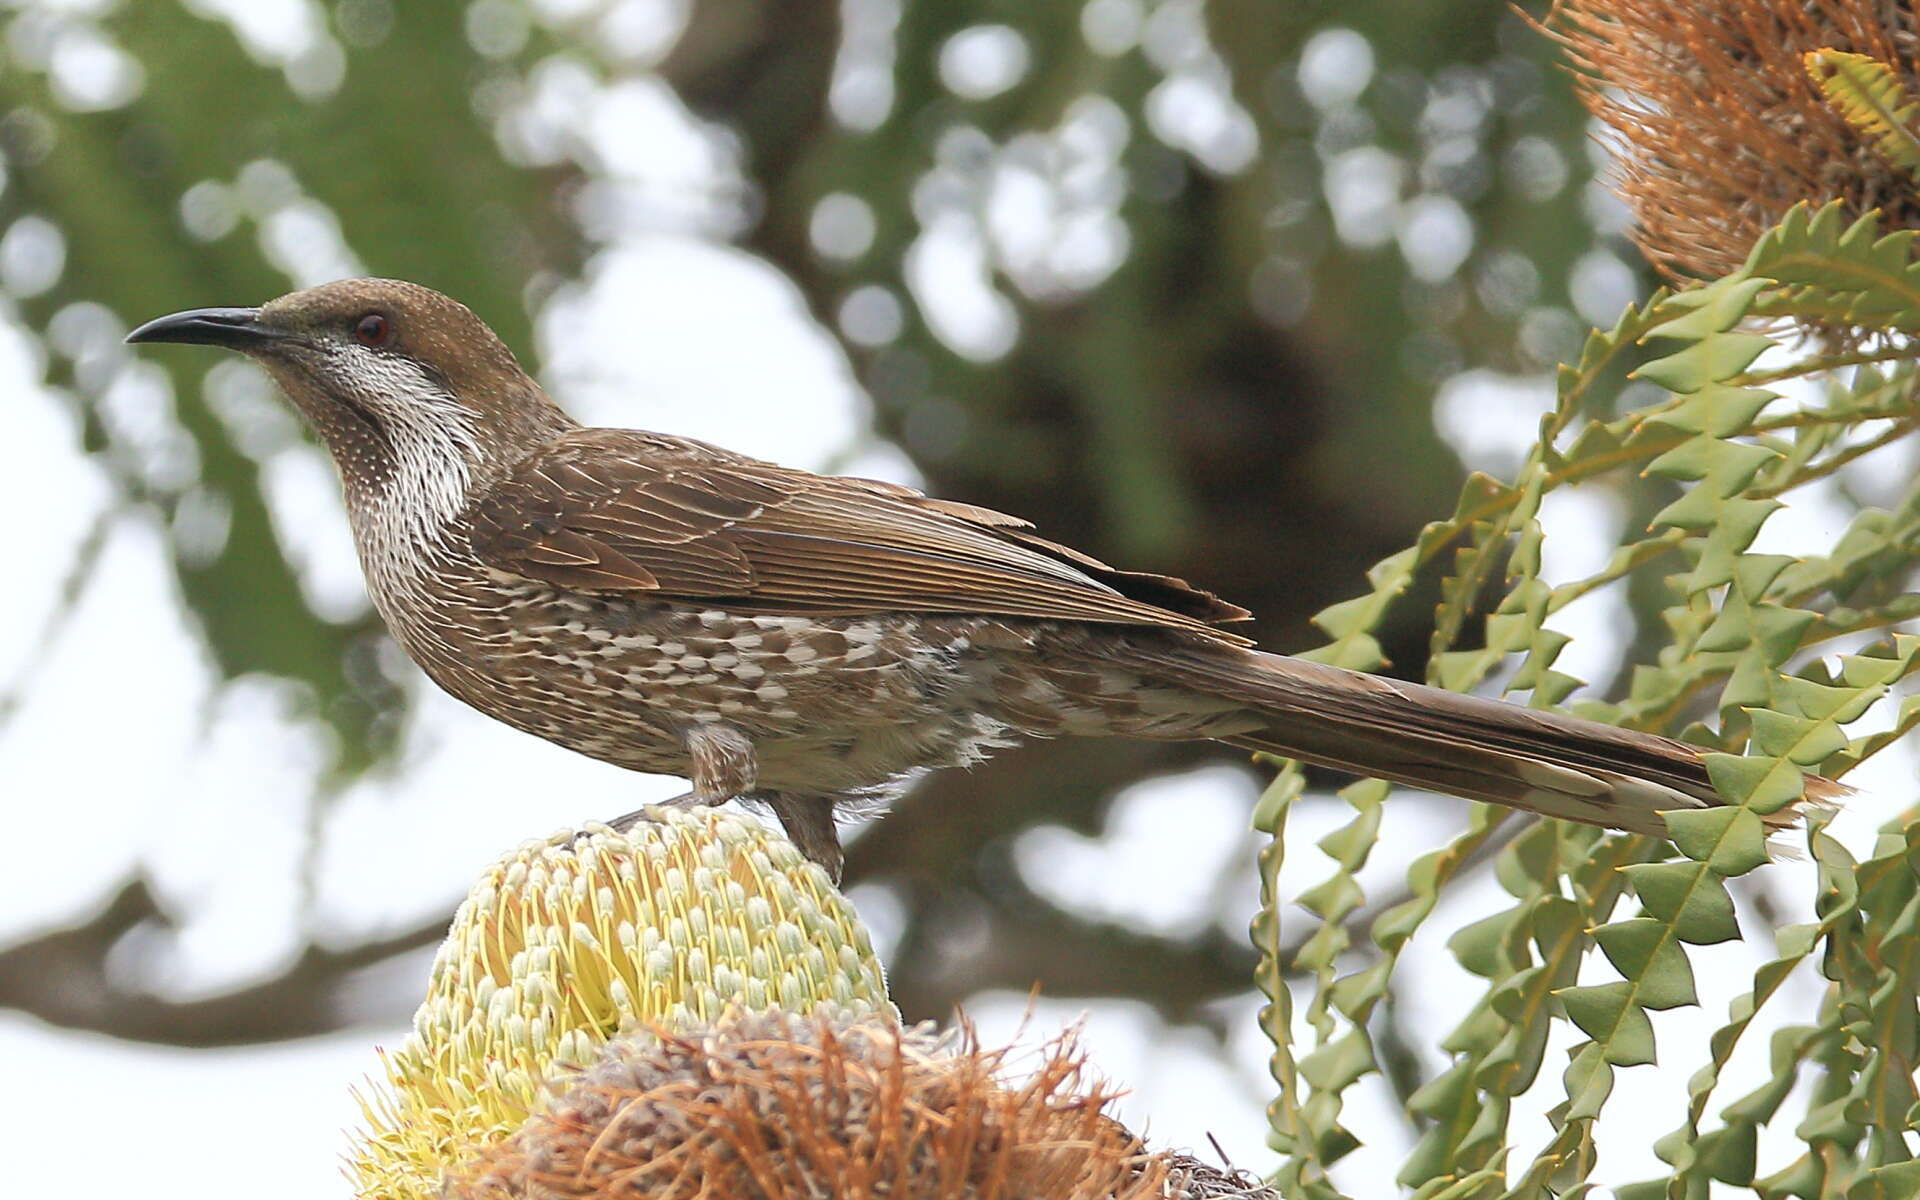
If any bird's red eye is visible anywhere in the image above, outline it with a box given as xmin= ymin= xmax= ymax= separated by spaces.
xmin=353 ymin=313 xmax=392 ymax=347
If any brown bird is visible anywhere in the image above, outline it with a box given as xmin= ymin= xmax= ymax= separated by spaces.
xmin=127 ymin=279 xmax=1836 ymax=879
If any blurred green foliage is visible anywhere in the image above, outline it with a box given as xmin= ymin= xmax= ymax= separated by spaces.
xmin=3 ymin=0 xmax=581 ymax=771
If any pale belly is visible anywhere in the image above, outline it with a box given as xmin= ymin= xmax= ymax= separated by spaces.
xmin=385 ymin=581 xmax=1020 ymax=794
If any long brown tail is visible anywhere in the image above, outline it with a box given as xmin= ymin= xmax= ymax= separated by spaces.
xmin=1134 ymin=644 xmax=1842 ymax=836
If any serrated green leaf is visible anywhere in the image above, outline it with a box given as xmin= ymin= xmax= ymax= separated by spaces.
xmin=1805 ymin=50 xmax=1920 ymax=176
xmin=1300 ymin=1029 xmax=1377 ymax=1091
xmin=1704 ymin=752 xmax=1809 ymax=815
xmin=1559 ymin=982 xmax=1657 ymax=1064
xmin=1733 ymin=553 xmax=1798 ymax=596
xmin=1450 ymin=908 xmax=1524 ymax=979
xmin=1564 ymin=1043 xmax=1616 ymax=1119
xmin=1623 ymin=862 xmax=1742 ymax=944
xmin=1757 ymin=1153 xmax=1826 ymax=1198
xmin=1748 ymin=604 xmax=1822 ymax=664
xmin=1750 ymin=710 xmax=1848 ymax=765
xmin=1406 ymin=1060 xmax=1474 ymax=1121
xmin=1722 ymin=1027 xmax=1821 ymax=1125
xmin=1780 ymin=673 xmax=1884 ymax=723
xmin=1838 ymin=634 xmax=1920 ymax=687
xmin=1697 ymin=593 xmax=1756 ymax=654
xmin=1489 ymin=963 xmax=1549 ymax=1023
xmin=1796 ymin=1094 xmax=1860 ymax=1142
xmin=1645 ymin=437 xmax=1779 ymax=487
xmin=1327 ymin=959 xmax=1392 ymax=1020
xmin=1593 ymin=917 xmax=1699 ymax=1009
xmin=1297 ymin=873 xmax=1364 ymax=922
xmin=1720 ymin=654 xmax=1778 ymax=715
xmin=1696 ymin=1123 xmax=1758 ymax=1184
xmin=1747 ymin=201 xmax=1920 ymax=332
xmin=1408 ymin=1165 xmax=1512 ymax=1200
xmin=1655 ymin=484 xmax=1779 ymax=538
xmin=1649 ymin=276 xmax=1771 ymax=339
xmin=1317 ymin=804 xmax=1384 ymax=873
xmin=1311 ymin=592 xmax=1392 ymax=641
xmin=1664 ymin=807 xmax=1770 ymax=876
xmin=1481 ymin=1013 xmax=1554 ymax=1095
xmin=1635 ymin=332 xmax=1776 ymax=393
xmin=1646 ymin=384 xmax=1778 ymax=436
xmin=1850 ymin=1160 xmax=1920 ymax=1200
xmin=1562 ymin=418 xmax=1624 ymax=460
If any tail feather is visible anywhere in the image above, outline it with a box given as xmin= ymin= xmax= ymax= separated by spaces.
xmin=1137 ymin=645 xmax=1841 ymax=837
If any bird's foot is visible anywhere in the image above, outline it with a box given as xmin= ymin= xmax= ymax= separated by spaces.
xmin=593 ymin=792 xmax=697 ymax=839
xmin=592 ymin=792 xmax=844 ymax=886
xmin=762 ymin=793 xmax=846 ymax=885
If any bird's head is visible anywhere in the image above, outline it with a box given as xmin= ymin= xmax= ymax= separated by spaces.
xmin=127 ymin=278 xmax=574 ymax=501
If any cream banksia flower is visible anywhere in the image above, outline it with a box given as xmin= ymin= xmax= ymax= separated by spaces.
xmin=348 ymin=807 xmax=892 ymax=1200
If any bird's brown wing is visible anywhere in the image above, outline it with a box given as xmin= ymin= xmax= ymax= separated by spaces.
xmin=466 ymin=429 xmax=1251 ymax=641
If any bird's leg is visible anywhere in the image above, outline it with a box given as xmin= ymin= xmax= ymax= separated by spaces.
xmin=685 ymin=722 xmax=758 ymax=805
xmin=762 ymin=793 xmax=845 ymax=884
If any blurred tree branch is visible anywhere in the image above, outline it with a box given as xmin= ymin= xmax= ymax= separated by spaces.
xmin=0 ymin=880 xmax=444 ymax=1046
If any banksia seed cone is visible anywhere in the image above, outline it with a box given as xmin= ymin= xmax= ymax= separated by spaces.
xmin=349 ymin=810 xmax=892 ymax=1200
xmin=1552 ymin=1 xmax=1920 ymax=278
xmin=447 ymin=1011 xmax=1279 ymax=1200
xmin=1161 ymin=1155 xmax=1282 ymax=1199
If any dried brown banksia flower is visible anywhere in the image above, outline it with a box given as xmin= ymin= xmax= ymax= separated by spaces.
xmin=447 ymin=1011 xmax=1279 ymax=1200
xmin=1553 ymin=0 xmax=1920 ymax=278
xmin=1161 ymin=1155 xmax=1283 ymax=1200
xmin=349 ymin=810 xmax=892 ymax=1200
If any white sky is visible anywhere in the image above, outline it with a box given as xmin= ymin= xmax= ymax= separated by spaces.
xmin=2 ymin=3 xmax=1916 ymax=1198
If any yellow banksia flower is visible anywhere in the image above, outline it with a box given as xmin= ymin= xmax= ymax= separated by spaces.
xmin=348 ymin=807 xmax=893 ymax=1200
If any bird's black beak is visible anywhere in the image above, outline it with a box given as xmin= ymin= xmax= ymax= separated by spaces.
xmin=125 ymin=306 xmax=284 ymax=350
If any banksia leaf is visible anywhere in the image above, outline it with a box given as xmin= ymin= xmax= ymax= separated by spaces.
xmin=1252 ymin=185 xmax=1920 ymax=1194
xmin=1744 ymin=201 xmax=1920 ymax=333
xmin=1805 ymin=50 xmax=1920 ymax=176
xmin=1622 ymin=862 xmax=1742 ymax=946
xmin=349 ymin=810 xmax=892 ymax=1200
xmin=1592 ymin=918 xmax=1699 ymax=1011
xmin=1559 ymin=982 xmax=1657 ymax=1066
xmin=1662 ymin=807 xmax=1771 ymax=877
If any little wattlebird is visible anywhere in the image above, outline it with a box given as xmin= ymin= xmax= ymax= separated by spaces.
xmin=127 ymin=279 xmax=1839 ymax=879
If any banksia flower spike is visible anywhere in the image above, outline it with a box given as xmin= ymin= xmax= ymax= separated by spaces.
xmin=348 ymin=809 xmax=892 ymax=1200
xmin=1552 ymin=1 xmax=1920 ymax=278
xmin=446 ymin=1011 xmax=1281 ymax=1200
